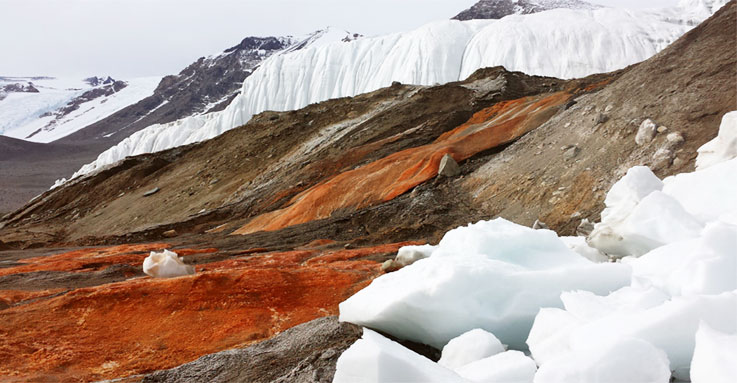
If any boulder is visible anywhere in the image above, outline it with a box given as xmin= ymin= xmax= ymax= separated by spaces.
xmin=143 ymin=316 xmax=362 ymax=383
xmin=576 ymin=219 xmax=595 ymax=237
xmin=635 ymin=119 xmax=657 ymax=145
xmin=533 ymin=219 xmax=550 ymax=230
xmin=438 ymin=154 xmax=461 ymax=177
xmin=143 ymin=187 xmax=160 ymax=197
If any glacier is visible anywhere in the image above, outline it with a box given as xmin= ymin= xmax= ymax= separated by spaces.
xmin=68 ymin=0 xmax=725 ymax=181
xmin=0 ymin=76 xmax=159 ymax=143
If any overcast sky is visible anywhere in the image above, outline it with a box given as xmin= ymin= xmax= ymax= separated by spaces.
xmin=0 ymin=0 xmax=680 ymax=79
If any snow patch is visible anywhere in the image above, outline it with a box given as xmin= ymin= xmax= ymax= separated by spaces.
xmin=696 ymin=111 xmax=737 ymax=170
xmin=142 ymin=249 xmax=195 ymax=278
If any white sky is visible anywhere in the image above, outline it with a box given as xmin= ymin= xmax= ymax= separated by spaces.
xmin=0 ymin=0 xmax=680 ymax=79
xmin=0 ymin=0 xmax=477 ymax=78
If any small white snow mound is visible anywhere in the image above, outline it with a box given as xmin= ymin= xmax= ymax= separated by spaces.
xmin=690 ymin=322 xmax=737 ymax=383
xmin=339 ymin=218 xmax=631 ymax=349
xmin=395 ymin=244 xmax=436 ymax=267
xmin=332 ymin=329 xmax=467 ymax=383
xmin=534 ymin=337 xmax=671 ymax=383
xmin=696 ymin=111 xmax=737 ymax=170
xmin=438 ymin=328 xmax=505 ymax=369
xmin=455 ymin=350 xmax=536 ymax=383
xmin=142 ymin=249 xmax=195 ymax=278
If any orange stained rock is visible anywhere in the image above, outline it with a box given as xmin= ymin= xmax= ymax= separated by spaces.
xmin=235 ymin=92 xmax=571 ymax=234
xmin=304 ymin=241 xmax=424 ymax=265
xmin=0 ymin=244 xmax=217 ymax=277
xmin=0 ymin=289 xmax=66 ymax=307
xmin=197 ymin=249 xmax=317 ymax=272
xmin=302 ymin=238 xmax=337 ymax=248
xmin=0 ymin=249 xmax=382 ymax=382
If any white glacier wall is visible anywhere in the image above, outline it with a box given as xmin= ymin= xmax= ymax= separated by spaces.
xmin=69 ymin=2 xmax=720 ymax=181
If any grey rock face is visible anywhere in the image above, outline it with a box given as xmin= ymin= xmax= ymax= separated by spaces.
xmin=564 ymin=145 xmax=580 ymax=160
xmin=533 ymin=219 xmax=550 ymax=230
xmin=142 ymin=316 xmax=362 ymax=383
xmin=438 ymin=154 xmax=461 ymax=177
xmin=452 ymin=0 xmax=598 ymax=20
xmin=576 ymin=218 xmax=594 ymax=237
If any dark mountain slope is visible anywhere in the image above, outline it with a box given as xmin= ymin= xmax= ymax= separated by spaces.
xmin=452 ymin=0 xmax=598 ymax=20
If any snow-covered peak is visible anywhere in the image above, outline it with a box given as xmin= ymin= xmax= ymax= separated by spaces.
xmin=84 ymin=76 xmax=116 ymax=87
xmin=452 ymin=0 xmax=599 ymax=20
xmin=284 ymin=27 xmax=363 ymax=53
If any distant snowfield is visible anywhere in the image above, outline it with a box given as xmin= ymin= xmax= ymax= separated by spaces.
xmin=0 ymin=76 xmax=159 ymax=143
xmin=70 ymin=0 xmax=727 ymax=181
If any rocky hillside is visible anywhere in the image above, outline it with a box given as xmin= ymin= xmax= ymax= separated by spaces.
xmin=0 ymin=2 xmax=733 ymax=382
xmin=452 ymin=0 xmax=598 ymax=20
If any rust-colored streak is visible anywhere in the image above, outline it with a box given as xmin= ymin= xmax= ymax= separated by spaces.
xmin=0 ymin=244 xmax=172 ymax=276
xmin=0 ymin=245 xmax=388 ymax=382
xmin=0 ymin=289 xmax=67 ymax=307
xmin=235 ymin=92 xmax=570 ymax=235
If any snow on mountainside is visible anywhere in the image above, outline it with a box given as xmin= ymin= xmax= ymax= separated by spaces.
xmin=55 ymin=35 xmax=301 ymax=145
xmin=69 ymin=1 xmax=726 ymax=182
xmin=452 ymin=0 xmax=599 ymax=20
xmin=0 ymin=76 xmax=159 ymax=143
